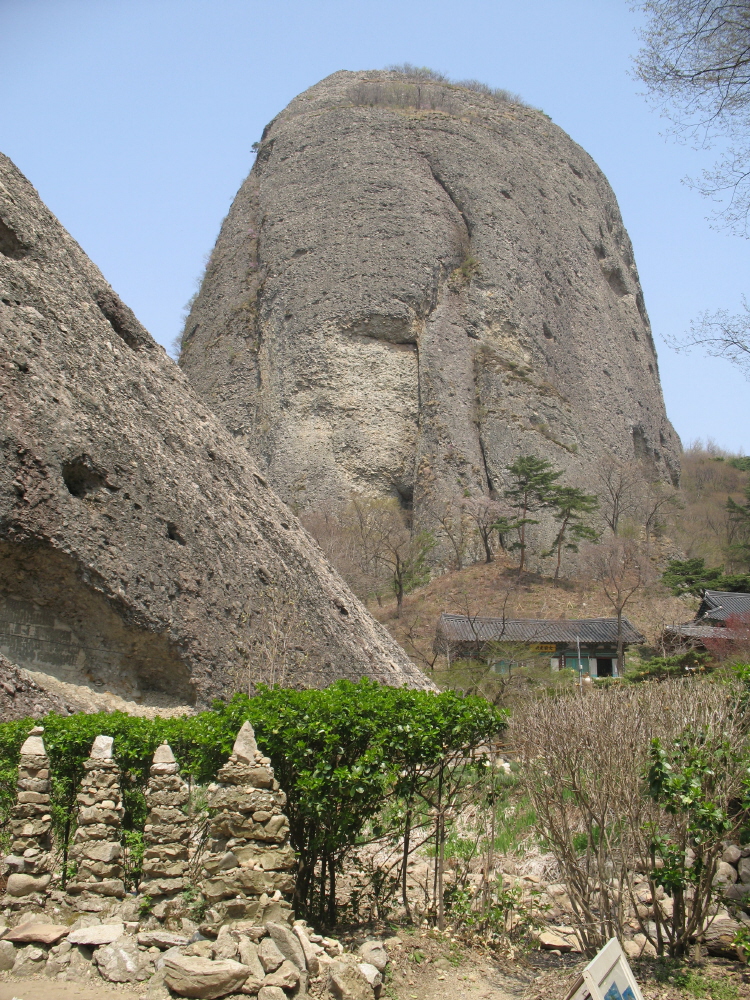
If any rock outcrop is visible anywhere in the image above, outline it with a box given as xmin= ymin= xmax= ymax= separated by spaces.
xmin=0 ymin=150 xmax=430 ymax=705
xmin=180 ymin=69 xmax=681 ymax=541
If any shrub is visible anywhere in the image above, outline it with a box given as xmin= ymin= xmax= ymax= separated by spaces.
xmin=0 ymin=680 xmax=506 ymax=925
xmin=515 ymin=680 xmax=750 ymax=956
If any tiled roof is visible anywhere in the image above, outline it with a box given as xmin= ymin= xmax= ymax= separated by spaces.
xmin=665 ymin=624 xmax=732 ymax=640
xmin=436 ymin=613 xmax=644 ymax=645
xmin=698 ymin=590 xmax=750 ymax=623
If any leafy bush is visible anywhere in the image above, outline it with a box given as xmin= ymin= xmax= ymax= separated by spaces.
xmin=516 ymin=679 xmax=750 ymax=957
xmin=662 ymin=557 xmax=750 ymax=596
xmin=627 ymin=650 xmax=714 ymax=682
xmin=0 ymin=680 xmax=505 ymax=924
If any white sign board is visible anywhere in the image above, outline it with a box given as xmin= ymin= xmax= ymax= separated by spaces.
xmin=565 ymin=938 xmax=644 ymax=1000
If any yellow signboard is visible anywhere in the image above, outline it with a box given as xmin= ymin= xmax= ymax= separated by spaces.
xmin=530 ymin=643 xmax=557 ymax=653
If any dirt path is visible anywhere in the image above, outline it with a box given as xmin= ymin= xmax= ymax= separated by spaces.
xmin=0 ymin=979 xmax=143 ymax=1000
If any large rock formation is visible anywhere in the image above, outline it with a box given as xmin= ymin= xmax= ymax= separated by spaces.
xmin=180 ymin=69 xmax=681 ymax=536
xmin=0 ymin=151 xmax=429 ymax=708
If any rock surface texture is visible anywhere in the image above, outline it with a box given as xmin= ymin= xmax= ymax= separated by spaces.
xmin=200 ymin=722 xmax=296 ymax=924
xmin=181 ymin=70 xmax=681 ymax=532
xmin=0 ymin=150 xmax=429 ymax=705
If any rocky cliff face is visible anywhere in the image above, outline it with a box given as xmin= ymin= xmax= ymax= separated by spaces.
xmin=0 ymin=151 xmax=430 ymax=710
xmin=180 ymin=70 xmax=681 ymax=535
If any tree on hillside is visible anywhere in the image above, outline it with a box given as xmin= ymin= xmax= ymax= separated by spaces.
xmin=727 ymin=479 xmax=750 ymax=567
xmin=596 ymin=457 xmax=645 ymax=536
xmin=642 ymin=478 xmax=683 ymax=555
xmin=586 ymin=537 xmax=652 ymax=675
xmin=461 ymin=495 xmax=518 ymax=563
xmin=635 ymin=0 xmax=750 ymax=374
xmin=363 ymin=500 xmax=435 ymax=616
xmin=503 ymin=456 xmax=563 ymax=575
xmin=544 ymin=486 xmax=600 ymax=583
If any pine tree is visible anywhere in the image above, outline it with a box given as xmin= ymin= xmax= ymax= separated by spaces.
xmin=503 ymin=456 xmax=563 ymax=575
xmin=544 ymin=486 xmax=600 ymax=583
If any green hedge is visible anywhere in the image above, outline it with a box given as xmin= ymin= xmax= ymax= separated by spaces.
xmin=0 ymin=679 xmax=506 ymax=921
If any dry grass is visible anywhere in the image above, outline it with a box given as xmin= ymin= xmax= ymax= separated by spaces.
xmin=368 ymin=552 xmax=693 ymax=674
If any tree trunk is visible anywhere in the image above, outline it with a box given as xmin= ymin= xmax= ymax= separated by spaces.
xmin=402 ymin=801 xmax=412 ymax=922
xmin=616 ymin=609 xmax=624 ymax=677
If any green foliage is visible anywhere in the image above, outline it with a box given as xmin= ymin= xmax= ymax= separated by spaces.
xmin=0 ymin=679 xmax=505 ymax=927
xmin=504 ymin=455 xmax=564 ymax=573
xmin=627 ymin=650 xmax=714 ymax=683
xmin=662 ymin=557 xmax=750 ymax=596
xmin=445 ymin=877 xmax=547 ymax=949
xmin=728 ymin=457 xmax=750 ymax=473
xmin=543 ymin=485 xmax=600 ymax=582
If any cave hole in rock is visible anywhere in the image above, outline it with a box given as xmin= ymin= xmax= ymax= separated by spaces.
xmin=94 ymin=288 xmax=144 ymax=351
xmin=542 ymin=322 xmax=555 ymax=340
xmin=0 ymin=219 xmax=29 ymax=259
xmin=167 ymin=522 xmax=186 ymax=545
xmin=0 ymin=539 xmax=195 ymax=706
xmin=602 ymin=265 xmax=628 ymax=297
xmin=62 ymin=456 xmax=108 ymax=499
xmin=395 ymin=484 xmax=414 ymax=511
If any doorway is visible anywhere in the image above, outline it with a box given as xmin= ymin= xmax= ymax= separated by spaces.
xmin=596 ymin=658 xmax=614 ymax=678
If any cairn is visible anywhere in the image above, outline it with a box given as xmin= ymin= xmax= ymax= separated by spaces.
xmin=139 ymin=742 xmax=190 ymax=905
xmin=66 ymin=735 xmax=126 ymax=899
xmin=2 ymin=726 xmax=54 ymax=901
xmin=200 ymin=721 xmax=296 ymax=923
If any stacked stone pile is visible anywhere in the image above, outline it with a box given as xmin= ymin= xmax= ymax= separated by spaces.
xmin=199 ymin=722 xmax=296 ymax=925
xmin=139 ymin=742 xmax=191 ymax=906
xmin=1 ymin=726 xmax=54 ymax=901
xmin=66 ymin=735 xmax=126 ymax=899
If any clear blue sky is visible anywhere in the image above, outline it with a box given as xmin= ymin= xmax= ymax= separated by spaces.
xmin=2 ymin=0 xmax=749 ymax=453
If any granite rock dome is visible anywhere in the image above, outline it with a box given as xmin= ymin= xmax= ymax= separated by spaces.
xmin=180 ymin=70 xmax=680 ymax=537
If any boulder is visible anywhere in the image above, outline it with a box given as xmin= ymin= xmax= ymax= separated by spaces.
xmin=95 ymin=935 xmax=153 ymax=982
xmin=358 ymin=962 xmax=383 ymax=989
xmin=738 ymin=857 xmax=750 ymax=885
xmin=138 ymin=930 xmax=189 ymax=949
xmin=724 ymin=883 xmax=750 ymax=906
xmin=238 ymin=937 xmax=265 ymax=993
xmin=538 ymin=931 xmax=574 ymax=952
xmin=704 ymin=917 xmax=742 ymax=957
xmin=233 ymin=722 xmax=259 ymax=763
xmin=6 ymin=871 xmax=51 ymax=895
xmin=3 ymin=922 xmax=70 ymax=944
xmin=258 ymin=989 xmax=288 ymax=1000
xmin=713 ymin=862 xmax=738 ymax=887
xmin=258 ymin=935 xmax=285 ymax=972
xmin=329 ymin=961 xmax=375 ymax=1000
xmin=68 ymin=922 xmax=124 ymax=946
xmin=358 ymin=940 xmax=387 ymax=973
xmin=19 ymin=735 xmax=45 ymax=755
xmin=12 ymin=943 xmax=47 ymax=976
xmin=263 ymin=958 xmax=300 ymax=989
xmin=90 ymin=735 xmax=114 ymax=759
xmin=163 ymin=954 xmax=250 ymax=999
xmin=294 ymin=925 xmax=320 ymax=975
xmin=723 ymin=845 xmax=742 ymax=866
xmin=0 ymin=940 xmax=16 ymax=971
xmin=266 ymin=921 xmax=306 ymax=971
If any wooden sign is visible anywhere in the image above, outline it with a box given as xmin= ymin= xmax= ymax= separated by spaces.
xmin=530 ymin=643 xmax=557 ymax=653
xmin=565 ymin=939 xmax=644 ymax=1000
